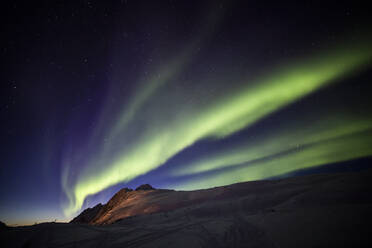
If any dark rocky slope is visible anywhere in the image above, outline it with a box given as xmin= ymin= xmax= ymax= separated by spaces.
xmin=1 ymin=170 xmax=372 ymax=248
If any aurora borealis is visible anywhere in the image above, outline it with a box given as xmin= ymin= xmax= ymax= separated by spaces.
xmin=62 ymin=45 xmax=372 ymax=215
xmin=1 ymin=1 xmax=372 ymax=225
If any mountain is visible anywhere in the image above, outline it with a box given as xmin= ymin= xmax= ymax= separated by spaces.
xmin=70 ymin=203 xmax=103 ymax=224
xmin=0 ymin=221 xmax=8 ymax=230
xmin=1 ymin=170 xmax=372 ymax=247
xmin=71 ymin=185 xmax=173 ymax=225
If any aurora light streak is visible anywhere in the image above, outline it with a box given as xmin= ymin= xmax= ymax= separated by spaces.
xmin=171 ymin=115 xmax=372 ymax=189
xmin=173 ymin=115 xmax=372 ymax=177
xmin=175 ymin=129 xmax=372 ymax=190
xmin=3 ymin=1 xmax=372 ymax=226
xmin=62 ymin=44 xmax=372 ymax=216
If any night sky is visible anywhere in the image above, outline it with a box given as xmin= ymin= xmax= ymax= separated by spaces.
xmin=1 ymin=0 xmax=372 ymax=225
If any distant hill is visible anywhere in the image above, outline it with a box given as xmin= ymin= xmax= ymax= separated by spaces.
xmin=73 ymin=170 xmax=372 ymax=228
xmin=0 ymin=221 xmax=7 ymax=229
xmin=71 ymin=184 xmax=176 ymax=225
xmin=2 ymin=170 xmax=372 ymax=247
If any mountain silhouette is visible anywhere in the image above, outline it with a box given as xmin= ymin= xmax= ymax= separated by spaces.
xmin=2 ymin=170 xmax=372 ymax=247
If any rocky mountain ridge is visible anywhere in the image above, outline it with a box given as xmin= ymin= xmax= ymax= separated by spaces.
xmin=2 ymin=170 xmax=372 ymax=247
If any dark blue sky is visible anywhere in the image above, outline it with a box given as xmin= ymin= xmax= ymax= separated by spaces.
xmin=1 ymin=0 xmax=372 ymax=225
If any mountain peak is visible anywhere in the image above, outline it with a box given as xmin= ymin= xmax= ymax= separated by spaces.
xmin=135 ymin=184 xmax=154 ymax=191
xmin=70 ymin=203 xmax=103 ymax=224
xmin=0 ymin=221 xmax=7 ymax=229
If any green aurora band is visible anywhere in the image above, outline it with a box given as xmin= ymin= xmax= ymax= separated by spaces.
xmin=172 ymin=115 xmax=372 ymax=177
xmin=174 ymin=129 xmax=372 ymax=190
xmin=170 ymin=115 xmax=372 ymax=190
xmin=62 ymin=44 xmax=372 ymax=216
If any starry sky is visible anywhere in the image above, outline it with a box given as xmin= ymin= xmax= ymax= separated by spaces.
xmin=1 ymin=0 xmax=372 ymax=225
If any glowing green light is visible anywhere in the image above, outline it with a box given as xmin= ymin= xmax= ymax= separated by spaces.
xmin=174 ymin=128 xmax=372 ymax=190
xmin=173 ymin=116 xmax=372 ymax=177
xmin=63 ymin=44 xmax=371 ymax=216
